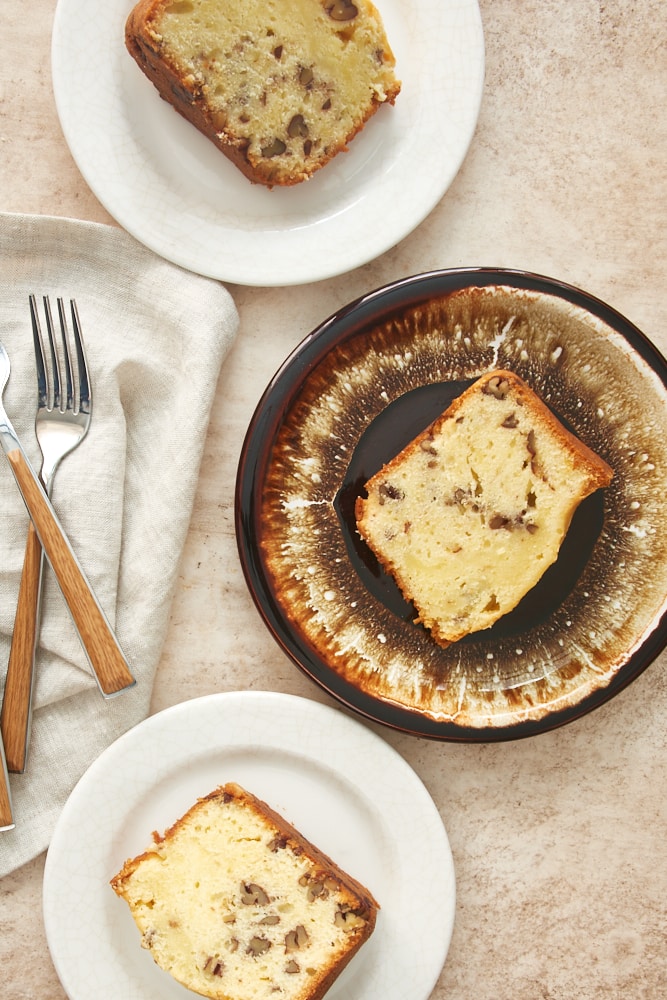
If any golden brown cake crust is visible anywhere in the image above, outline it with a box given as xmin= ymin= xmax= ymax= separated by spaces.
xmin=125 ymin=0 xmax=401 ymax=187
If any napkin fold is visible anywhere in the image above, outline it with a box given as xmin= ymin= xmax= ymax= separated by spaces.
xmin=0 ymin=212 xmax=239 ymax=876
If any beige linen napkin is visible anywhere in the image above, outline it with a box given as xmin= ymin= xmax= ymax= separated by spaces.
xmin=0 ymin=212 xmax=239 ymax=875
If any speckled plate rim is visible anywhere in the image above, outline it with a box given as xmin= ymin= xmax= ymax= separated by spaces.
xmin=235 ymin=268 xmax=667 ymax=742
xmin=51 ymin=0 xmax=484 ymax=285
xmin=43 ymin=691 xmax=455 ymax=1000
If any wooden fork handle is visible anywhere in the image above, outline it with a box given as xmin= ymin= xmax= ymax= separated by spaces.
xmin=0 ymin=741 xmax=14 ymax=831
xmin=6 ymin=448 xmax=136 ymax=698
xmin=0 ymin=521 xmax=42 ymax=773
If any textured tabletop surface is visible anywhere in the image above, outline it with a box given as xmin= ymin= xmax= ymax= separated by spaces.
xmin=2 ymin=1 xmax=666 ymax=997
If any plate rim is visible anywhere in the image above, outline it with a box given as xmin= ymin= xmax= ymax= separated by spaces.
xmin=235 ymin=267 xmax=667 ymax=742
xmin=43 ymin=689 xmax=456 ymax=999
xmin=50 ymin=0 xmax=485 ymax=285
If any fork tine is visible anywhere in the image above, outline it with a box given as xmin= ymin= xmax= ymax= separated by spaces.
xmin=29 ymin=294 xmax=48 ymax=410
xmin=56 ymin=298 xmax=75 ymax=414
xmin=42 ymin=296 xmax=61 ymax=412
xmin=69 ymin=300 xmax=91 ymax=415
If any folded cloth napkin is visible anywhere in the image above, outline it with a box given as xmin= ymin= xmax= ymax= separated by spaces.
xmin=0 ymin=212 xmax=239 ymax=876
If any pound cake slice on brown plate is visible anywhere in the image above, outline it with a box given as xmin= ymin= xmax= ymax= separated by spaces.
xmin=125 ymin=0 xmax=401 ymax=186
xmin=355 ymin=370 xmax=613 ymax=647
xmin=111 ymin=782 xmax=378 ymax=1000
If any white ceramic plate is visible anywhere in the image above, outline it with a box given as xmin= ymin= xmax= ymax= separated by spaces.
xmin=51 ymin=0 xmax=484 ymax=286
xmin=43 ymin=691 xmax=455 ymax=1000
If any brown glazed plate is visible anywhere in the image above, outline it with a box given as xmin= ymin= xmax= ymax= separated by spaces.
xmin=235 ymin=269 xmax=667 ymax=740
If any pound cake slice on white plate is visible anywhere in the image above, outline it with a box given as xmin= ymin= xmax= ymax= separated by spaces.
xmin=110 ymin=782 xmax=378 ymax=1000
xmin=355 ymin=369 xmax=613 ymax=647
xmin=125 ymin=0 xmax=401 ymax=187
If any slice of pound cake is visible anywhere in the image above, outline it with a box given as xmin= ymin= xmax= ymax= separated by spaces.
xmin=355 ymin=370 xmax=613 ymax=646
xmin=110 ymin=782 xmax=378 ymax=1000
xmin=125 ymin=0 xmax=401 ymax=187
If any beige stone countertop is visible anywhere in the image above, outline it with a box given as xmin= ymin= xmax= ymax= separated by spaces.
xmin=2 ymin=1 xmax=667 ymax=997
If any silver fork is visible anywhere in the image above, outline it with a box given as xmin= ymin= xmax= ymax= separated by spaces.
xmin=0 ymin=299 xmax=135 ymax=775
xmin=1 ymin=296 xmax=92 ymax=773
